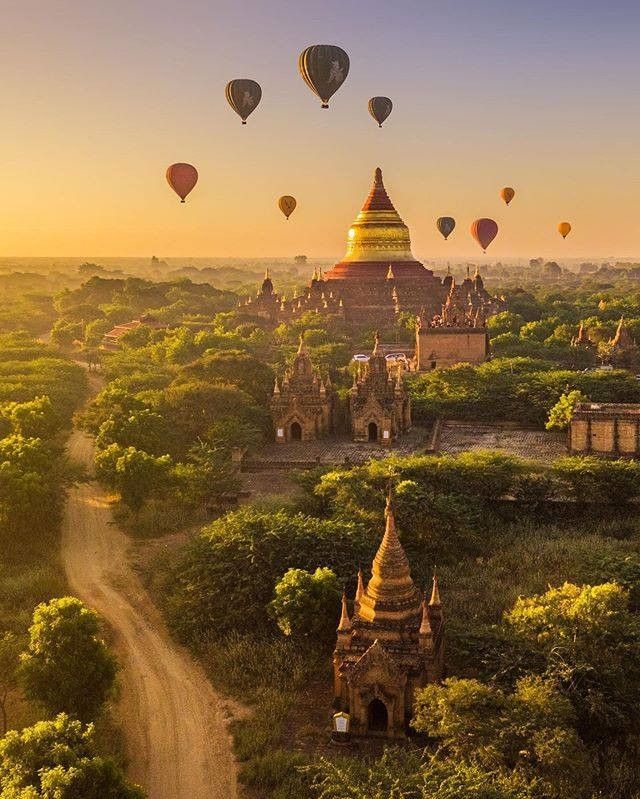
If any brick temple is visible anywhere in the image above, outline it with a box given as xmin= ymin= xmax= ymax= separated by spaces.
xmin=333 ymin=495 xmax=445 ymax=738
xmin=240 ymin=167 xmax=504 ymax=330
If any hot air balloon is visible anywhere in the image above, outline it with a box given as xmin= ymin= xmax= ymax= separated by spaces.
xmin=436 ymin=217 xmax=456 ymax=240
xmin=471 ymin=218 xmax=499 ymax=253
xmin=558 ymin=222 xmax=572 ymax=239
xmin=278 ymin=196 xmax=297 ymax=220
xmin=500 ymin=187 xmax=515 ymax=206
xmin=368 ymin=97 xmax=393 ymax=127
xmin=298 ymin=45 xmax=349 ymax=108
xmin=166 ymin=163 xmax=198 ymax=203
xmin=225 ymin=79 xmax=262 ymax=124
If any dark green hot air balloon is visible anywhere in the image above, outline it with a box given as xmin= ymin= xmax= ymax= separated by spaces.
xmin=298 ymin=45 xmax=350 ymax=108
xmin=437 ymin=216 xmax=456 ymax=240
xmin=368 ymin=97 xmax=393 ymax=127
xmin=225 ymin=79 xmax=262 ymax=124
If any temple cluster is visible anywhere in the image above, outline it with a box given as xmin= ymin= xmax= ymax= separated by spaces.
xmin=239 ymin=167 xmax=505 ymax=330
xmin=270 ymin=333 xmax=411 ymax=445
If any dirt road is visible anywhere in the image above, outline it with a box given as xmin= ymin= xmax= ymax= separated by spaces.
xmin=62 ymin=429 xmax=238 ymax=799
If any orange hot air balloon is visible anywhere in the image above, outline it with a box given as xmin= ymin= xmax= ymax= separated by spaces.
xmin=166 ymin=163 xmax=198 ymax=203
xmin=500 ymin=187 xmax=515 ymax=206
xmin=558 ymin=222 xmax=572 ymax=239
xmin=278 ymin=195 xmax=297 ymax=219
xmin=471 ymin=218 xmax=499 ymax=252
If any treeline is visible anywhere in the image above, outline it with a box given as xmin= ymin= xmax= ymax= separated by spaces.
xmin=408 ymin=357 xmax=640 ymax=425
xmin=51 ymin=276 xmax=238 ymax=347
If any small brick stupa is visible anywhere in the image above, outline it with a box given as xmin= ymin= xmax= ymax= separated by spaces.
xmin=332 ymin=495 xmax=445 ymax=738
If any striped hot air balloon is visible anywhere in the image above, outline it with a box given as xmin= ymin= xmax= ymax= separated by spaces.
xmin=368 ymin=96 xmax=393 ymax=127
xmin=437 ymin=217 xmax=456 ymax=241
xmin=225 ymin=79 xmax=262 ymax=124
xmin=298 ymin=45 xmax=350 ymax=108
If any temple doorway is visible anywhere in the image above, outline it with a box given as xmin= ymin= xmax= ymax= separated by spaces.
xmin=368 ymin=422 xmax=378 ymax=442
xmin=290 ymin=422 xmax=302 ymax=441
xmin=367 ymin=698 xmax=388 ymax=733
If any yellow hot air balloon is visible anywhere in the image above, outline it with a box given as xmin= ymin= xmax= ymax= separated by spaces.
xmin=500 ymin=187 xmax=515 ymax=206
xmin=279 ymin=196 xmax=297 ymax=220
xmin=558 ymin=222 xmax=572 ymax=239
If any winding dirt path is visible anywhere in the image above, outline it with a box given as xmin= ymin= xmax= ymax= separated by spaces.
xmin=62 ymin=428 xmax=238 ymax=799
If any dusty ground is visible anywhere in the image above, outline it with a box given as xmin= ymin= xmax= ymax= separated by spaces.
xmin=62 ymin=429 xmax=239 ymax=799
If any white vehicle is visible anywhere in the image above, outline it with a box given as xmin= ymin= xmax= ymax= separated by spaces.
xmin=352 ymin=354 xmax=370 ymax=362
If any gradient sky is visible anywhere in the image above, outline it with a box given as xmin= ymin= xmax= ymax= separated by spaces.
xmin=2 ymin=0 xmax=639 ymax=259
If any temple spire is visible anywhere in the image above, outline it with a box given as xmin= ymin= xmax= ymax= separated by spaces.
xmin=337 ymin=592 xmax=351 ymax=632
xmin=356 ymin=569 xmax=365 ymax=602
xmin=429 ymin=572 xmax=441 ymax=607
xmin=273 ymin=376 xmax=280 ymax=395
xmin=361 ymin=167 xmax=396 ymax=212
xmin=372 ymin=330 xmax=381 ymax=355
xmin=297 ymin=334 xmax=308 ymax=355
xmin=357 ymin=491 xmax=422 ymax=623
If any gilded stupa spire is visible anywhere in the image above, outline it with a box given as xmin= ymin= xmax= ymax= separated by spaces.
xmin=357 ymin=492 xmax=422 ymax=624
xmin=297 ymin=334 xmax=308 ymax=355
xmin=429 ymin=572 xmax=441 ymax=607
xmin=342 ymin=167 xmax=415 ymax=264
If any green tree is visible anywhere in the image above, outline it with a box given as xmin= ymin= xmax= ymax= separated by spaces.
xmin=546 ymin=390 xmax=588 ymax=431
xmin=269 ymin=567 xmax=342 ymax=642
xmin=0 ymin=714 xmax=144 ymax=799
xmin=506 ymin=582 xmax=640 ymax=745
xmin=413 ymin=676 xmax=591 ymax=799
xmin=19 ymin=598 xmax=117 ymax=722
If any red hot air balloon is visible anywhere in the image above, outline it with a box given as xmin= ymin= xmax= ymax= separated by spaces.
xmin=166 ymin=163 xmax=198 ymax=203
xmin=470 ymin=218 xmax=498 ymax=253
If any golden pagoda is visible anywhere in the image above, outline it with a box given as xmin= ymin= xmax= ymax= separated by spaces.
xmin=343 ymin=167 xmax=416 ymax=263
xmin=332 ymin=495 xmax=445 ymax=738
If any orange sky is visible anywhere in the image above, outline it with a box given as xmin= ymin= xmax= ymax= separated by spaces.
xmin=1 ymin=0 xmax=639 ymax=260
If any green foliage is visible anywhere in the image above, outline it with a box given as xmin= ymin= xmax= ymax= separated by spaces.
xmin=268 ymin=567 xmax=341 ymax=641
xmin=19 ymin=598 xmax=118 ymax=723
xmin=0 ymin=714 xmax=144 ymax=799
xmin=408 ymin=358 xmax=640 ymax=425
xmin=413 ymin=676 xmax=591 ymax=799
xmin=552 ymin=456 xmax=640 ymax=503
xmin=95 ymin=445 xmax=172 ymax=512
xmin=163 ymin=509 xmax=374 ymax=643
xmin=310 ymin=749 xmax=537 ymax=799
xmin=546 ymin=390 xmax=588 ymax=431
xmin=506 ymin=582 xmax=640 ymax=744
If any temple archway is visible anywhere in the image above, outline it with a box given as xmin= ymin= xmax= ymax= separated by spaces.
xmin=290 ymin=422 xmax=302 ymax=441
xmin=367 ymin=698 xmax=388 ymax=733
xmin=368 ymin=422 xmax=378 ymax=442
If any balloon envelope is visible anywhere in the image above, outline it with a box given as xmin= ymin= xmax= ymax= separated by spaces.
xmin=436 ymin=217 xmax=456 ymax=240
xmin=298 ymin=45 xmax=349 ymax=108
xmin=368 ymin=96 xmax=393 ymax=127
xmin=279 ymin=195 xmax=297 ymax=219
xmin=225 ymin=79 xmax=262 ymax=123
xmin=558 ymin=222 xmax=572 ymax=239
xmin=500 ymin=187 xmax=515 ymax=205
xmin=166 ymin=163 xmax=198 ymax=203
xmin=471 ymin=218 xmax=499 ymax=252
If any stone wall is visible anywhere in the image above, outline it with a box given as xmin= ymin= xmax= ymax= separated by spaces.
xmin=416 ymin=328 xmax=489 ymax=370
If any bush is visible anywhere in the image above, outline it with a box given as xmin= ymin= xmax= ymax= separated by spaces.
xmin=268 ymin=567 xmax=341 ymax=642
